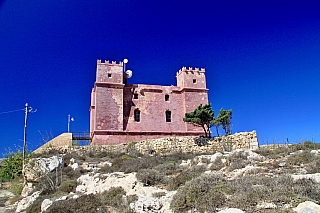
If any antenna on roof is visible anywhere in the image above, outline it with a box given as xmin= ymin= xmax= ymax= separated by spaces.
xmin=123 ymin=58 xmax=133 ymax=83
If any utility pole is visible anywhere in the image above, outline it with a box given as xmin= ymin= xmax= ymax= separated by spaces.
xmin=23 ymin=103 xmax=29 ymax=185
xmin=22 ymin=103 xmax=36 ymax=185
xmin=68 ymin=114 xmax=74 ymax=133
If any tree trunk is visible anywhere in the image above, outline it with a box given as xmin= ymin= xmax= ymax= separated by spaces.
xmin=215 ymin=125 xmax=219 ymax=136
xmin=202 ymin=125 xmax=208 ymax=137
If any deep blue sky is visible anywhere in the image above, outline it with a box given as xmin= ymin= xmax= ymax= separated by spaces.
xmin=1 ymin=0 xmax=320 ymax=155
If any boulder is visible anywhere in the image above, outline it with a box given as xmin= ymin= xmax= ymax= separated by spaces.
xmin=293 ymin=201 xmax=320 ymax=213
xmin=24 ymin=156 xmax=64 ymax=182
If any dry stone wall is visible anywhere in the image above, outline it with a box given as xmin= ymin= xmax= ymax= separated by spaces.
xmin=37 ymin=131 xmax=258 ymax=155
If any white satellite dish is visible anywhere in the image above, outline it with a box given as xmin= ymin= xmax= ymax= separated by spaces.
xmin=125 ymin=70 xmax=133 ymax=78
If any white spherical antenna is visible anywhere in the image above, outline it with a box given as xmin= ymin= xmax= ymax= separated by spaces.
xmin=125 ymin=70 xmax=133 ymax=78
xmin=123 ymin=58 xmax=128 ymax=64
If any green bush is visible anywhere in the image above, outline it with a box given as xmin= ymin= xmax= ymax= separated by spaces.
xmin=57 ymin=180 xmax=77 ymax=193
xmin=0 ymin=151 xmax=25 ymax=181
xmin=136 ymin=169 xmax=164 ymax=186
xmin=167 ymin=165 xmax=207 ymax=191
xmin=171 ymin=174 xmax=226 ymax=213
xmin=44 ymin=194 xmax=108 ymax=213
xmin=154 ymin=162 xmax=182 ymax=175
xmin=100 ymin=186 xmax=126 ymax=208
xmin=99 ymin=186 xmax=135 ymax=212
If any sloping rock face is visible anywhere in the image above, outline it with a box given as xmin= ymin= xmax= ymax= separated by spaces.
xmin=16 ymin=191 xmax=41 ymax=212
xmin=22 ymin=156 xmax=64 ymax=197
xmin=76 ymin=172 xmax=176 ymax=213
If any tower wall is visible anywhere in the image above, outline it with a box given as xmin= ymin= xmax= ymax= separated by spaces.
xmin=90 ymin=60 xmax=124 ymax=136
xmin=177 ymin=67 xmax=209 ymax=131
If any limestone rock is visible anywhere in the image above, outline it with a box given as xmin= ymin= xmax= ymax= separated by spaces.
xmin=293 ymin=201 xmax=320 ymax=213
xmin=292 ymin=173 xmax=320 ymax=184
xmin=24 ymin=156 xmax=64 ymax=182
xmin=41 ymin=199 xmax=52 ymax=212
xmin=16 ymin=191 xmax=40 ymax=212
xmin=217 ymin=208 xmax=245 ymax=213
xmin=21 ymin=182 xmax=36 ymax=197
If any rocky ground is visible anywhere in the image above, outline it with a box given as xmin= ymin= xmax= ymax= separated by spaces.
xmin=1 ymin=141 xmax=320 ymax=213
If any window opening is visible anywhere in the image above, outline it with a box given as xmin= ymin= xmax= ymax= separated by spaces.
xmin=165 ymin=110 xmax=171 ymax=122
xmin=134 ymin=93 xmax=138 ymax=99
xmin=134 ymin=109 xmax=140 ymax=122
xmin=193 ymin=79 xmax=196 ymax=83
xmin=108 ymin=73 xmax=112 ymax=78
xmin=165 ymin=94 xmax=169 ymax=101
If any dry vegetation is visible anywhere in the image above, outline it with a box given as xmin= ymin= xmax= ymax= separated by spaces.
xmin=1 ymin=140 xmax=320 ymax=212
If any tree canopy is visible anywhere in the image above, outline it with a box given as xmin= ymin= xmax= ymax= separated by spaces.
xmin=215 ymin=108 xmax=232 ymax=136
xmin=183 ymin=103 xmax=214 ymax=137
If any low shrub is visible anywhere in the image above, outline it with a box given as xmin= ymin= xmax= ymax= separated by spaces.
xmin=100 ymin=186 xmax=126 ymax=208
xmin=8 ymin=178 xmax=24 ymax=196
xmin=306 ymin=156 xmax=320 ymax=173
xmin=254 ymin=146 xmax=290 ymax=159
xmin=136 ymin=169 xmax=164 ymax=186
xmin=209 ymin=155 xmax=225 ymax=171
xmin=100 ymin=187 xmax=136 ymax=213
xmin=57 ymin=180 xmax=77 ymax=193
xmin=171 ymin=174 xmax=226 ymax=213
xmin=167 ymin=165 xmax=207 ymax=191
xmin=154 ymin=162 xmax=182 ymax=175
xmin=152 ymin=192 xmax=166 ymax=198
xmin=286 ymin=151 xmax=314 ymax=166
xmin=44 ymin=194 xmax=108 ymax=213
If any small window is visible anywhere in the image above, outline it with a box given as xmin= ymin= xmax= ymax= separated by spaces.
xmin=165 ymin=94 xmax=169 ymax=101
xmin=134 ymin=109 xmax=140 ymax=122
xmin=193 ymin=79 xmax=196 ymax=83
xmin=134 ymin=93 xmax=138 ymax=99
xmin=165 ymin=110 xmax=171 ymax=122
xmin=108 ymin=73 xmax=112 ymax=78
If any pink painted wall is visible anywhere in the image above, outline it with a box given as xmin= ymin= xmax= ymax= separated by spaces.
xmin=90 ymin=60 xmax=209 ymax=145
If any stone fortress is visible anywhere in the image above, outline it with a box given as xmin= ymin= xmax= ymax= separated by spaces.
xmin=34 ymin=59 xmax=258 ymax=153
xmin=90 ymin=60 xmax=209 ymax=145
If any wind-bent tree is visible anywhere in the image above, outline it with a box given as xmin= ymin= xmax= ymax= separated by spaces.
xmin=216 ymin=108 xmax=232 ymax=135
xmin=183 ymin=103 xmax=214 ymax=137
xmin=213 ymin=118 xmax=221 ymax=136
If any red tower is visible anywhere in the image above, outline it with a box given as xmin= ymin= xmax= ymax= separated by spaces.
xmin=90 ymin=60 xmax=209 ymax=145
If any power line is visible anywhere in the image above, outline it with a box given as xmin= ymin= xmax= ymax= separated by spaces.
xmin=0 ymin=108 xmax=24 ymax=115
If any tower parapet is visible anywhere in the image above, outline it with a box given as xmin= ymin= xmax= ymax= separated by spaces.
xmin=97 ymin=59 xmax=123 ymax=66
xmin=96 ymin=59 xmax=124 ymax=84
xmin=176 ymin=66 xmax=206 ymax=89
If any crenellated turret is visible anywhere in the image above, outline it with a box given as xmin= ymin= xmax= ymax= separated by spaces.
xmin=96 ymin=59 xmax=124 ymax=84
xmin=176 ymin=66 xmax=206 ymax=89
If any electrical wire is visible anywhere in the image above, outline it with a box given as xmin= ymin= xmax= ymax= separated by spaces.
xmin=0 ymin=108 xmax=24 ymax=115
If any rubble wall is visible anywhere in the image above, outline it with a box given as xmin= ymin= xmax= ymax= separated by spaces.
xmin=37 ymin=131 xmax=258 ymax=154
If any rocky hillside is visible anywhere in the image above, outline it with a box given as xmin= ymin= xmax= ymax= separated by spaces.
xmin=2 ymin=140 xmax=320 ymax=213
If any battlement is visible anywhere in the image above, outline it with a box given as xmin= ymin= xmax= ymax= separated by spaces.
xmin=97 ymin=59 xmax=123 ymax=66
xmin=176 ymin=66 xmax=205 ymax=76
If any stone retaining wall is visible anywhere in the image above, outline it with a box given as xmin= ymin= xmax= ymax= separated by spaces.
xmin=36 ymin=131 xmax=258 ymax=154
